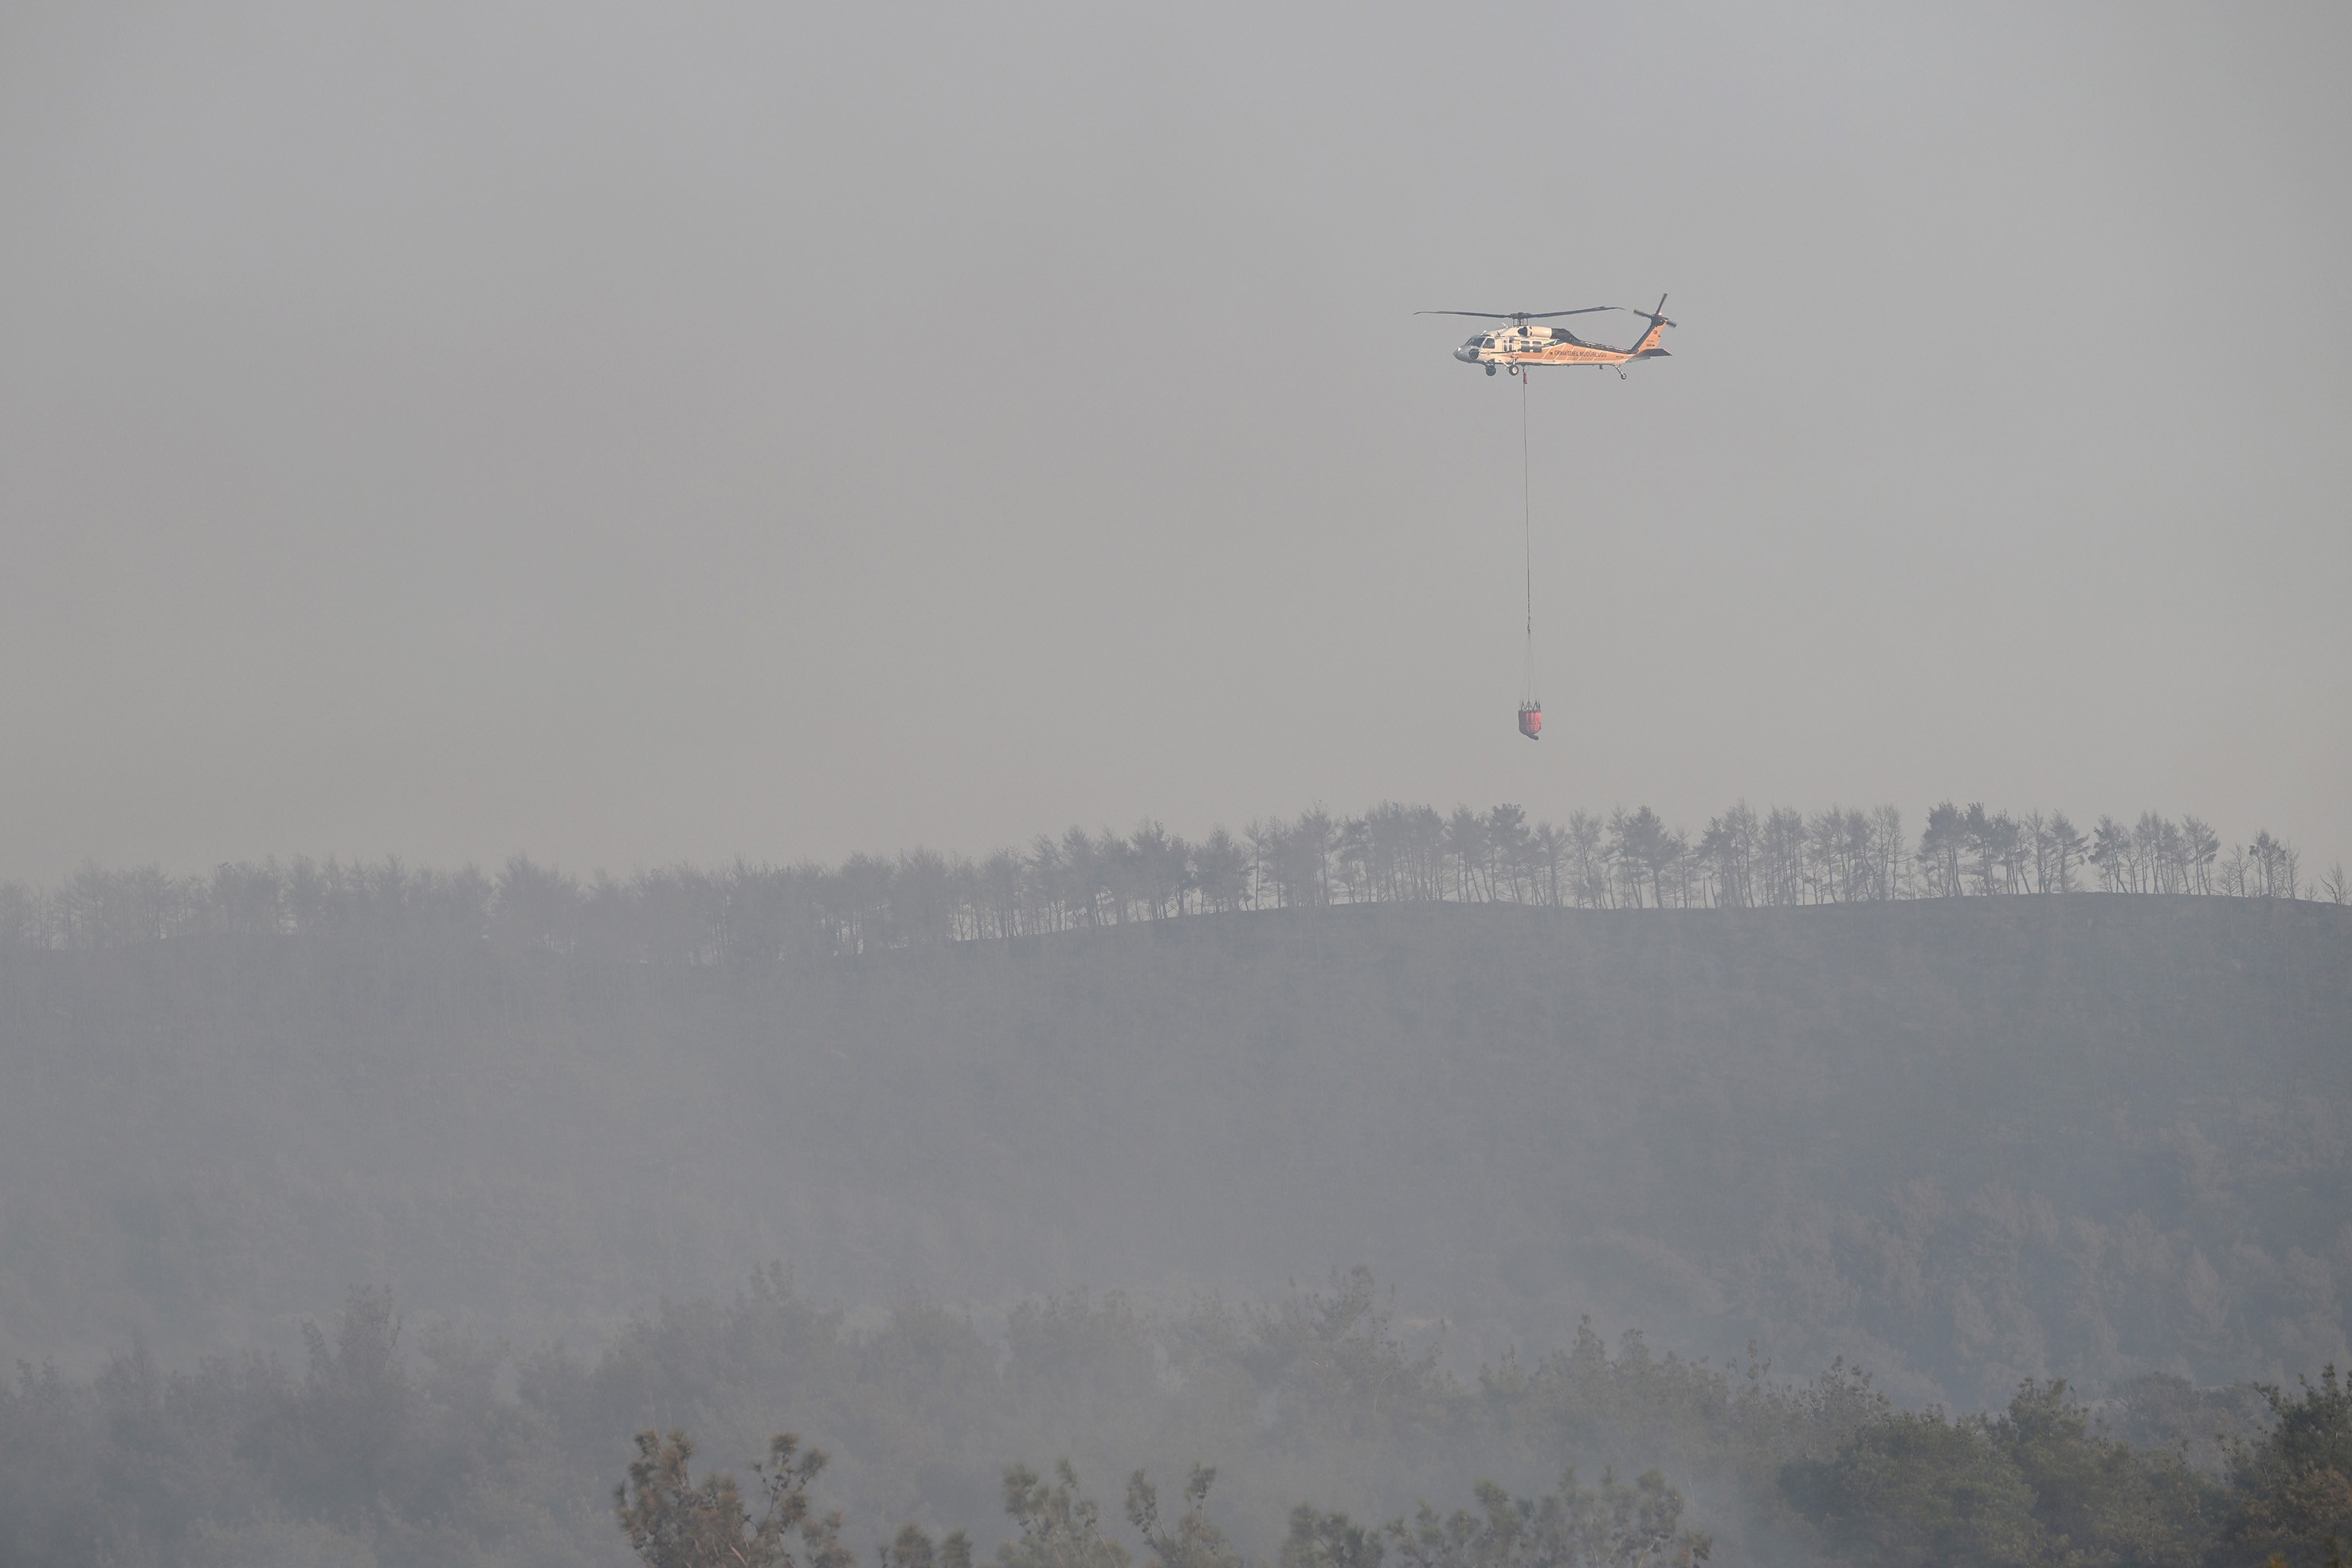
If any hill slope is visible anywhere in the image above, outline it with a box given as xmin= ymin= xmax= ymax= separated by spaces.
xmin=2 ymin=895 xmax=2345 ymax=1402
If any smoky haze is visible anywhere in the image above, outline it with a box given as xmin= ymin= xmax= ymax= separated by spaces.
xmin=1 ymin=2 xmax=2346 ymax=880
xmin=5 ymin=11 xmax=2352 ymax=1565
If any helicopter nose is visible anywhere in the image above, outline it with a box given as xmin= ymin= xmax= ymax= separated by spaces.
xmin=1454 ymin=345 xmax=1478 ymax=363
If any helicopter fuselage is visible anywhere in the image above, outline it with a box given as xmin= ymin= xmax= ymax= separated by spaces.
xmin=1454 ymin=325 xmax=1662 ymax=370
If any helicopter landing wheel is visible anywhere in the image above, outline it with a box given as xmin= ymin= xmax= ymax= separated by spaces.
xmin=1485 ymin=364 xmax=1497 ymax=377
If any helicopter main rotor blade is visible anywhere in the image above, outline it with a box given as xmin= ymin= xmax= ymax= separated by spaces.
xmin=1415 ymin=307 xmax=1619 ymax=319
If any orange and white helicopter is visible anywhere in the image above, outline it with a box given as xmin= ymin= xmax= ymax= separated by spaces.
xmin=1420 ymin=296 xmax=1675 ymax=378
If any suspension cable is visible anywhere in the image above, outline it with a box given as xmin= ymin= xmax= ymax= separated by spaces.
xmin=1521 ymin=367 xmax=1535 ymax=704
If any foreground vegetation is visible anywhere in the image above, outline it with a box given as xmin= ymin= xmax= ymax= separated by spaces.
xmin=0 ymin=1272 xmax=2342 ymax=1568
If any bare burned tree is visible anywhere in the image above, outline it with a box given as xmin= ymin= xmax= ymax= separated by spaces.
xmin=1385 ymin=1468 xmax=1710 ymax=1568
xmin=617 ymin=1430 xmax=852 ymax=1568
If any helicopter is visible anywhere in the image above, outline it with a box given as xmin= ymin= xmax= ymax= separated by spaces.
xmin=1421 ymin=295 xmax=1678 ymax=743
xmin=1419 ymin=296 xmax=1675 ymax=378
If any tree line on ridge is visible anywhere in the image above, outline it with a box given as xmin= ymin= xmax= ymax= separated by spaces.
xmin=2 ymin=800 xmax=2335 ymax=962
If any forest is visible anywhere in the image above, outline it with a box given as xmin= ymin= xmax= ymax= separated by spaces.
xmin=0 ymin=808 xmax=2345 ymax=1567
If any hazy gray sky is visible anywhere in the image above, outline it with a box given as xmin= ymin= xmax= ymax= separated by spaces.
xmin=3 ymin=2 xmax=2346 ymax=881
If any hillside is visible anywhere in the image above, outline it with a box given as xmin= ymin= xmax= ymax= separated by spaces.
xmin=2 ymin=894 xmax=2346 ymax=1405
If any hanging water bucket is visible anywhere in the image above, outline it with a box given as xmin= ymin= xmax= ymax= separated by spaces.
xmin=1517 ymin=701 xmax=1543 ymax=739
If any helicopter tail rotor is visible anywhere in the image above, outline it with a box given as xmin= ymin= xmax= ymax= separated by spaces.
xmin=1625 ymin=294 xmax=1675 ymax=356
